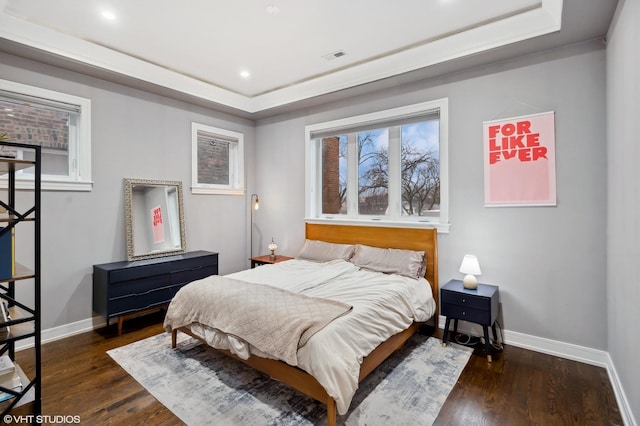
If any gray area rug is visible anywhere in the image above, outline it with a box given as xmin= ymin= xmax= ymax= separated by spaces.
xmin=108 ymin=332 xmax=472 ymax=425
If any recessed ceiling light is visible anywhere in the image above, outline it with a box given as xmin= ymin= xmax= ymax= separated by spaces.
xmin=266 ymin=4 xmax=280 ymax=15
xmin=101 ymin=10 xmax=117 ymax=20
xmin=240 ymin=70 xmax=251 ymax=78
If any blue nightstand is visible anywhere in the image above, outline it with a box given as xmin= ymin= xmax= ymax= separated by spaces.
xmin=441 ymin=279 xmax=499 ymax=362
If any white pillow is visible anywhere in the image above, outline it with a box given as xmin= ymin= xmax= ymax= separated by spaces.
xmin=350 ymin=244 xmax=426 ymax=279
xmin=296 ymin=239 xmax=356 ymax=262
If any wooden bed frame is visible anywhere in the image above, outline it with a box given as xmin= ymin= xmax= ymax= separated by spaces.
xmin=171 ymin=223 xmax=438 ymax=426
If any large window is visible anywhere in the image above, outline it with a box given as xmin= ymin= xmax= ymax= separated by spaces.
xmin=306 ymin=99 xmax=449 ymax=231
xmin=0 ymin=79 xmax=92 ymax=191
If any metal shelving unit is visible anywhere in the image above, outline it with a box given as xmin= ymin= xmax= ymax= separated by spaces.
xmin=0 ymin=141 xmax=41 ymax=421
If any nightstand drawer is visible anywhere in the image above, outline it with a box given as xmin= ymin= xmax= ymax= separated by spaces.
xmin=441 ymin=290 xmax=490 ymax=311
xmin=441 ymin=302 xmax=492 ymax=325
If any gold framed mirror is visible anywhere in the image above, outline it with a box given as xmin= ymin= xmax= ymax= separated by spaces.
xmin=124 ymin=178 xmax=187 ymax=261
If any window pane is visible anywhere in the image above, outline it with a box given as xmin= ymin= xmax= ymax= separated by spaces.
xmin=197 ymin=135 xmax=230 ymax=185
xmin=358 ymin=129 xmax=388 ymax=215
xmin=401 ymin=120 xmax=440 ymax=217
xmin=321 ymin=136 xmax=347 ymax=214
xmin=0 ymin=98 xmax=71 ymax=176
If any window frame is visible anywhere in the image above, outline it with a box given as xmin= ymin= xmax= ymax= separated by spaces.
xmin=305 ymin=98 xmax=449 ymax=232
xmin=0 ymin=79 xmax=92 ymax=191
xmin=191 ymin=122 xmax=245 ymax=195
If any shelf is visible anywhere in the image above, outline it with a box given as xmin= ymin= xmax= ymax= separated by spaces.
xmin=0 ymin=218 xmax=36 ymax=224
xmin=0 ymin=141 xmax=40 ymax=421
xmin=0 ymin=305 xmax=36 ymax=344
xmin=0 ymin=158 xmax=35 ymax=174
xmin=0 ymin=263 xmax=35 ymax=283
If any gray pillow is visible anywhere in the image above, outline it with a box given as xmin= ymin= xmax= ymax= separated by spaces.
xmin=296 ymin=239 xmax=356 ymax=262
xmin=350 ymin=244 xmax=426 ymax=279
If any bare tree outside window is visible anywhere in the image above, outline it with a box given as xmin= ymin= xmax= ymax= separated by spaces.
xmin=358 ymin=130 xmax=388 ymax=215
xmin=308 ymin=99 xmax=448 ymax=229
xmin=401 ymin=121 xmax=440 ymax=217
xmin=320 ymin=122 xmax=439 ymax=218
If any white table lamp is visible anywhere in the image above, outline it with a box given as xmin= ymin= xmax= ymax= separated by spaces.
xmin=459 ymin=254 xmax=482 ymax=289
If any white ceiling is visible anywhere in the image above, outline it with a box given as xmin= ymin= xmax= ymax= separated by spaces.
xmin=0 ymin=0 xmax=618 ymax=117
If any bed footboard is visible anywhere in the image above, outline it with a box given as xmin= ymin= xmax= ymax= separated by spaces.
xmin=170 ymin=322 xmax=422 ymax=426
xmin=171 ymin=326 xmax=338 ymax=425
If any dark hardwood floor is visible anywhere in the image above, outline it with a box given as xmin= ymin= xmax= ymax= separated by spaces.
xmin=433 ymin=330 xmax=623 ymax=426
xmin=12 ymin=312 xmax=623 ymax=425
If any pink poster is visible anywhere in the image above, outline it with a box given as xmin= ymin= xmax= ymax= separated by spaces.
xmin=151 ymin=205 xmax=165 ymax=244
xmin=484 ymin=111 xmax=556 ymax=206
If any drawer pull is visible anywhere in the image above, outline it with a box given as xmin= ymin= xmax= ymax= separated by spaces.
xmin=462 ymin=298 xmax=466 ymax=303
xmin=462 ymin=311 xmax=466 ymax=316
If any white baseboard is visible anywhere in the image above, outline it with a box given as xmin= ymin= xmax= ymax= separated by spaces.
xmin=603 ymin=352 xmax=637 ymax=426
xmin=438 ymin=315 xmax=636 ymax=426
xmin=15 ymin=316 xmax=106 ymax=352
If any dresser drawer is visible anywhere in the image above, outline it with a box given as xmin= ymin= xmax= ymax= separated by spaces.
xmin=170 ymin=263 xmax=218 ymax=285
xmin=441 ymin=289 xmax=491 ymax=311
xmin=109 ymin=282 xmax=185 ymax=316
xmin=109 ymin=274 xmax=171 ymax=298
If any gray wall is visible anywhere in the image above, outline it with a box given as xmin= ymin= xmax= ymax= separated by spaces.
xmin=607 ymin=0 xmax=640 ymax=422
xmin=0 ymin=51 xmax=256 ymax=330
xmin=255 ymin=41 xmax=608 ymax=350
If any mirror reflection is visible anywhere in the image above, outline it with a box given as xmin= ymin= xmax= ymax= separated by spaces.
xmin=124 ymin=178 xmax=186 ymax=261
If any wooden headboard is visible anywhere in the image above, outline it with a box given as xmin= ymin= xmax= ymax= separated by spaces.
xmin=305 ymin=223 xmax=439 ymax=322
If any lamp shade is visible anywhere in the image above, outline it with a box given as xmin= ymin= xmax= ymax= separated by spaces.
xmin=459 ymin=255 xmax=481 ymax=289
xmin=459 ymin=255 xmax=482 ymax=275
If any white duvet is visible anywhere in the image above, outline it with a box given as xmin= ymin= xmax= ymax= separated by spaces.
xmin=177 ymin=258 xmax=435 ymax=415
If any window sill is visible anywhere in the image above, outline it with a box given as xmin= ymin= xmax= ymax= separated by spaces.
xmin=304 ymin=217 xmax=450 ymax=233
xmin=1 ymin=178 xmax=93 ymax=191
xmin=191 ymin=186 xmax=245 ymax=195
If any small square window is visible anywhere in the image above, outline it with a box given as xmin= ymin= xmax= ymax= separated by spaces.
xmin=1 ymin=79 xmax=92 ymax=191
xmin=191 ymin=123 xmax=245 ymax=195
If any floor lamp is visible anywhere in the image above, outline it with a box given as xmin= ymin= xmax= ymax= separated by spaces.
xmin=250 ymin=193 xmax=260 ymax=258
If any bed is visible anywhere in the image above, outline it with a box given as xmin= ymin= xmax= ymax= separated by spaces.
xmin=164 ymin=223 xmax=439 ymax=426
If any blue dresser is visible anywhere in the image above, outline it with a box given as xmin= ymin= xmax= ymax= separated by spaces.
xmin=93 ymin=250 xmax=218 ymax=334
